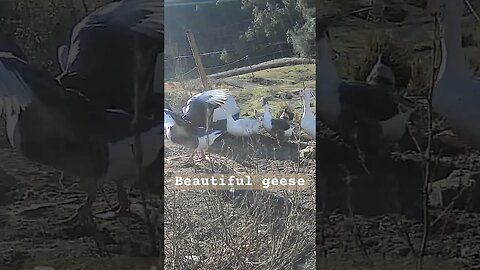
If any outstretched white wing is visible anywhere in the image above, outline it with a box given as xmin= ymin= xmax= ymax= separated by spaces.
xmin=0 ymin=52 xmax=35 ymax=147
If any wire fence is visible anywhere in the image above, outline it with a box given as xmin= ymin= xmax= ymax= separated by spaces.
xmin=167 ymin=47 xmax=315 ymax=82
xmin=165 ymin=35 xmax=315 ymax=81
xmin=165 ymin=16 xmax=315 ymax=81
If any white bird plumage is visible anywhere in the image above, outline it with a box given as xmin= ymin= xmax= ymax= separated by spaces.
xmin=429 ymin=0 xmax=480 ymax=148
xmin=195 ymin=130 xmax=224 ymax=151
xmin=299 ymin=89 xmax=316 ymax=139
xmin=222 ymin=106 xmax=261 ymax=137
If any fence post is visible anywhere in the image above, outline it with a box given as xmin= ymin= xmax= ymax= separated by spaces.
xmin=186 ymin=30 xmax=210 ymax=90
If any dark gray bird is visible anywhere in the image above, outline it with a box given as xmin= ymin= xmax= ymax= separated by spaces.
xmin=181 ymin=89 xmax=237 ymax=132
xmin=0 ymin=33 xmax=164 ymax=225
xmin=165 ymin=108 xmax=225 ymax=160
xmin=56 ymin=0 xmax=164 ymax=195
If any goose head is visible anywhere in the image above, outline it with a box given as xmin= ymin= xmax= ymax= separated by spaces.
xmin=299 ymin=89 xmax=314 ymax=106
xmin=279 ymin=107 xmax=294 ymax=121
xmin=259 ymin=96 xmax=272 ymax=116
xmin=259 ymin=97 xmax=273 ymax=130
xmin=376 ymin=52 xmax=384 ymax=64
xmin=259 ymin=96 xmax=269 ymax=107
xmin=316 ymin=18 xmax=331 ymax=57
xmin=316 ymin=18 xmax=331 ymax=42
xmin=253 ymin=109 xmax=264 ymax=119
xmin=316 ymin=18 xmax=340 ymax=86
xmin=427 ymin=0 xmax=464 ymax=23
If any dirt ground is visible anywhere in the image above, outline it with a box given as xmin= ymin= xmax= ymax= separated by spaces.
xmin=164 ymin=129 xmax=317 ymax=269
xmin=315 ymin=122 xmax=480 ymax=270
xmin=0 ymin=122 xmax=163 ymax=270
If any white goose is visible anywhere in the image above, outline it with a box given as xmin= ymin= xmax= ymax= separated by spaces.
xmin=429 ymin=0 xmax=480 ymax=148
xmin=316 ymin=18 xmax=415 ymax=152
xmin=259 ymin=97 xmax=294 ymax=144
xmin=222 ymin=106 xmax=261 ymax=137
xmin=299 ymin=89 xmax=316 ymax=139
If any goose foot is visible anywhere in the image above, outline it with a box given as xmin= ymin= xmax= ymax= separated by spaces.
xmin=95 ymin=183 xmax=130 ymax=219
xmin=93 ymin=203 xmax=129 ymax=220
xmin=58 ymin=172 xmax=65 ymax=190
xmin=58 ymin=204 xmax=108 ymax=255
xmin=194 ymin=150 xmax=206 ymax=161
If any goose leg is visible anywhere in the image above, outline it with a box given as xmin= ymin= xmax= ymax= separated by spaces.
xmin=58 ymin=171 xmax=65 ymax=190
xmin=94 ymin=181 xmax=130 ymax=219
xmin=349 ymin=120 xmax=370 ymax=175
xmin=116 ymin=182 xmax=129 ymax=213
xmin=276 ymin=131 xmax=285 ymax=147
xmin=54 ymin=178 xmax=107 ymax=253
xmin=132 ymin=38 xmax=146 ymax=198
xmin=132 ymin=34 xmax=157 ymax=187
xmin=55 ymin=177 xmax=98 ymax=225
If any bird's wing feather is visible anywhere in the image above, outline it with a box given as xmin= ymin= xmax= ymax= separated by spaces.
xmin=74 ymin=0 xmax=163 ymax=40
xmin=165 ymin=109 xmax=190 ymax=128
xmin=338 ymin=82 xmax=399 ymax=121
xmin=0 ymin=49 xmax=106 ymax=146
xmin=0 ymin=52 xmax=33 ymax=117
xmin=271 ymin=118 xmax=292 ymax=130
xmin=57 ymin=45 xmax=69 ymax=72
xmin=61 ymin=0 xmax=163 ymax=77
xmin=193 ymin=89 xmax=229 ymax=106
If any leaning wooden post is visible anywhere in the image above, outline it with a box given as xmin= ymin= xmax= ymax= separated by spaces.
xmin=186 ymin=30 xmax=213 ymax=168
xmin=186 ymin=30 xmax=210 ymax=90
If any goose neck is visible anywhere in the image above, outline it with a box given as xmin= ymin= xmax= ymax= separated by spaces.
xmin=223 ymin=108 xmax=233 ymax=122
xmin=263 ymin=104 xmax=271 ymax=117
xmin=317 ymin=38 xmax=340 ymax=85
xmin=437 ymin=5 xmax=469 ymax=82
xmin=302 ymin=97 xmax=313 ymax=117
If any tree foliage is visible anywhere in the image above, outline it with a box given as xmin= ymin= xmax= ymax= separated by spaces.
xmin=3 ymin=0 xmax=315 ymax=80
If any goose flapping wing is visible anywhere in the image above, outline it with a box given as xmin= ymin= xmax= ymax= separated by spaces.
xmin=0 ymin=46 xmax=106 ymax=146
xmin=62 ymin=0 xmax=163 ymax=75
xmin=184 ymin=89 xmax=230 ymax=109
xmin=182 ymin=89 xmax=230 ymax=124
xmin=0 ymin=51 xmax=33 ymax=118
xmin=57 ymin=44 xmax=68 ymax=72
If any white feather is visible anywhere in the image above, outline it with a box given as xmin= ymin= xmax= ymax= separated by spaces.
xmin=431 ymin=0 xmax=480 ymax=148
xmin=300 ymin=89 xmax=316 ymax=139
xmin=102 ymin=124 xmax=163 ymax=183
xmin=196 ymin=130 xmax=223 ymax=151
xmin=57 ymin=45 xmax=68 ymax=72
xmin=0 ymin=52 xmax=35 ymax=147
xmin=261 ymin=102 xmax=273 ymax=131
xmin=223 ymin=107 xmax=261 ymax=136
